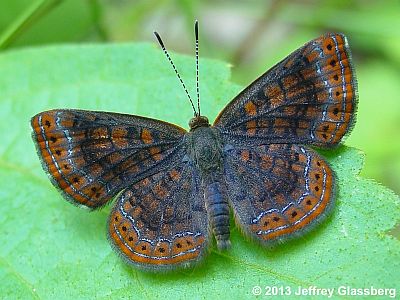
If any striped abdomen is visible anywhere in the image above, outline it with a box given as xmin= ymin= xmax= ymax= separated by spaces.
xmin=204 ymin=182 xmax=231 ymax=250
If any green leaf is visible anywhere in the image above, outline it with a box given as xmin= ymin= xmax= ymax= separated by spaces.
xmin=0 ymin=43 xmax=399 ymax=299
xmin=0 ymin=0 xmax=100 ymax=49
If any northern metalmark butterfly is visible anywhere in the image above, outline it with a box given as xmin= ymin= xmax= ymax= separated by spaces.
xmin=31 ymin=21 xmax=357 ymax=271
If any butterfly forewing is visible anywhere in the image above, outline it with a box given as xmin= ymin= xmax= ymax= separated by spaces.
xmin=214 ymin=33 xmax=357 ymax=148
xmin=31 ymin=109 xmax=186 ymax=209
xmin=223 ymin=144 xmax=335 ymax=243
xmin=108 ymin=158 xmax=209 ymax=270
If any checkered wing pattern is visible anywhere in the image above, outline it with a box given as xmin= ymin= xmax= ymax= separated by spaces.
xmin=108 ymin=158 xmax=209 ymax=270
xmin=31 ymin=109 xmax=186 ymax=209
xmin=214 ymin=33 xmax=357 ymax=148
xmin=223 ymin=144 xmax=335 ymax=244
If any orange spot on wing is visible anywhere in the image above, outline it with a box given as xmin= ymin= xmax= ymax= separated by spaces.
xmin=149 ymin=147 xmax=162 ymax=161
xmin=244 ymin=101 xmax=257 ymax=116
xmin=170 ymin=169 xmax=181 ymax=181
xmin=265 ymin=85 xmax=284 ymax=108
xmin=246 ymin=120 xmax=256 ymax=136
xmin=141 ymin=128 xmax=153 ymax=144
xmin=91 ymin=127 xmax=108 ymax=139
xmin=153 ymin=182 xmax=168 ymax=198
xmin=153 ymin=241 xmax=171 ymax=257
xmin=241 ymin=150 xmax=250 ymax=162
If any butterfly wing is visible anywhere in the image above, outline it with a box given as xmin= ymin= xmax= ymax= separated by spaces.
xmin=214 ymin=33 xmax=357 ymax=148
xmin=223 ymin=144 xmax=335 ymax=244
xmin=108 ymin=158 xmax=209 ymax=270
xmin=31 ymin=109 xmax=186 ymax=209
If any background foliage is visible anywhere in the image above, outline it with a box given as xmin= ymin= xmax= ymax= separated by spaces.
xmin=0 ymin=0 xmax=399 ymax=299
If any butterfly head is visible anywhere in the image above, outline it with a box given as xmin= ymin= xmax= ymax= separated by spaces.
xmin=189 ymin=115 xmax=210 ymax=131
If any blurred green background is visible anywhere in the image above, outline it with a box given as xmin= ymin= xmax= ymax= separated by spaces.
xmin=1 ymin=0 xmax=399 ymax=195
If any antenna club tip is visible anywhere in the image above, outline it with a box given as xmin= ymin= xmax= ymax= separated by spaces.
xmin=153 ymin=31 xmax=165 ymax=48
xmin=194 ymin=20 xmax=199 ymax=36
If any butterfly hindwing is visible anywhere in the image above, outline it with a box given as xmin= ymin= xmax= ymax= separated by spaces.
xmin=31 ymin=109 xmax=186 ymax=209
xmin=214 ymin=33 xmax=357 ymax=148
xmin=108 ymin=159 xmax=210 ymax=270
xmin=223 ymin=143 xmax=335 ymax=244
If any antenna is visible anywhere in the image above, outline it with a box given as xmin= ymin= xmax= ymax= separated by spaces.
xmin=195 ymin=20 xmax=201 ymax=116
xmin=153 ymin=30 xmax=198 ymax=117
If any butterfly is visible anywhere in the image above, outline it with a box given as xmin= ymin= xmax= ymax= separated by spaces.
xmin=31 ymin=22 xmax=357 ymax=271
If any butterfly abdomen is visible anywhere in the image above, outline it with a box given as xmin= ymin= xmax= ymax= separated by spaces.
xmin=204 ymin=182 xmax=231 ymax=250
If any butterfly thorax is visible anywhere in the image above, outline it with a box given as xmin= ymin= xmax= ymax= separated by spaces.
xmin=186 ymin=125 xmax=223 ymax=177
